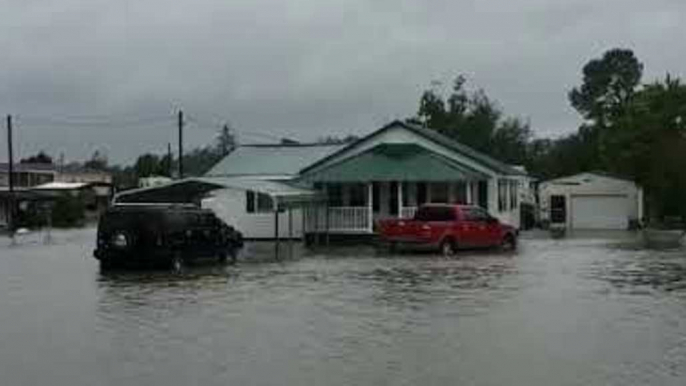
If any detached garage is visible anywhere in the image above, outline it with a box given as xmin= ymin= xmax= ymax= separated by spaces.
xmin=540 ymin=172 xmax=644 ymax=230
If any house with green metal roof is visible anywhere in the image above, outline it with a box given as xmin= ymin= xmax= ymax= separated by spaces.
xmin=115 ymin=120 xmax=528 ymax=240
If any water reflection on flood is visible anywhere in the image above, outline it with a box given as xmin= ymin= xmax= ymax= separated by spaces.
xmin=1 ymin=228 xmax=686 ymax=385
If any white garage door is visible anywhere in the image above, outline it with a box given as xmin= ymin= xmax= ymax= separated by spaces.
xmin=571 ymin=195 xmax=630 ymax=229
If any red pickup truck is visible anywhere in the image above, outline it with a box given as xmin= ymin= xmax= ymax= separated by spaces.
xmin=378 ymin=204 xmax=517 ymax=255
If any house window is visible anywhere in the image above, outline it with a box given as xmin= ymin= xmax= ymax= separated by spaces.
xmin=454 ymin=182 xmax=467 ymax=204
xmin=349 ymin=184 xmax=366 ymax=207
xmin=246 ymin=191 xmax=273 ymax=213
xmin=257 ymin=193 xmax=273 ymax=212
xmin=246 ymin=191 xmax=255 ymax=213
xmin=373 ymin=182 xmax=380 ymax=211
xmin=416 ymin=183 xmax=427 ymax=205
xmin=498 ymin=180 xmax=508 ymax=212
xmin=430 ymin=183 xmax=449 ymax=203
xmin=402 ymin=183 xmax=412 ymax=207
xmin=509 ymin=181 xmax=518 ymax=209
xmin=328 ymin=184 xmax=343 ymax=207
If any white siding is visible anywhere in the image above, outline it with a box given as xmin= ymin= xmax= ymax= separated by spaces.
xmin=202 ymin=188 xmax=304 ymax=239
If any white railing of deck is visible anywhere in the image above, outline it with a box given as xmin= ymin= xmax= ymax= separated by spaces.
xmin=400 ymin=206 xmax=418 ymax=219
xmin=304 ymin=206 xmax=371 ymax=233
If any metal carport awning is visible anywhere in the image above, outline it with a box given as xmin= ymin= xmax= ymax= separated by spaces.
xmin=114 ymin=176 xmax=324 ymax=208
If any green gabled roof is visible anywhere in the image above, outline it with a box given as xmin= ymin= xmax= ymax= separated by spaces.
xmin=299 ymin=120 xmax=524 ymax=176
xmin=297 ymin=143 xmax=489 ymax=183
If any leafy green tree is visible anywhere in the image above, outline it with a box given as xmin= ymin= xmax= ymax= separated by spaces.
xmin=414 ymin=75 xmax=503 ymax=154
xmin=134 ymin=153 xmax=165 ymax=178
xmin=569 ymin=48 xmax=644 ymax=126
xmin=20 ymin=151 xmax=53 ymax=164
xmin=84 ymin=150 xmax=108 ymax=170
xmin=605 ymin=75 xmax=686 ymax=221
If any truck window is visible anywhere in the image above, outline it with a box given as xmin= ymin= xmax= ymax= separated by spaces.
xmin=463 ymin=207 xmax=489 ymax=222
xmin=415 ymin=206 xmax=455 ymax=221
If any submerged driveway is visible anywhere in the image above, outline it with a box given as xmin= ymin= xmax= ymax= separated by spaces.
xmin=0 ymin=228 xmax=685 ymax=385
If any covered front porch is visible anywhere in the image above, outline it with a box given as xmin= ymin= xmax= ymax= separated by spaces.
xmin=303 ymin=180 xmax=488 ymax=234
xmin=298 ymin=142 xmax=492 ymax=235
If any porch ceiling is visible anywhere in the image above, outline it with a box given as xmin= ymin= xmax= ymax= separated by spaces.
xmin=298 ymin=143 xmax=489 ymax=183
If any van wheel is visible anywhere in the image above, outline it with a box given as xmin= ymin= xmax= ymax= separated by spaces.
xmin=388 ymin=241 xmax=398 ymax=253
xmin=440 ymin=238 xmax=457 ymax=257
xmin=501 ymin=234 xmax=517 ymax=251
xmin=171 ymin=253 xmax=184 ymax=272
xmin=219 ymin=248 xmax=237 ymax=265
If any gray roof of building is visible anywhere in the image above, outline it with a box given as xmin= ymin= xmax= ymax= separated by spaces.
xmin=204 ymin=144 xmax=345 ymax=177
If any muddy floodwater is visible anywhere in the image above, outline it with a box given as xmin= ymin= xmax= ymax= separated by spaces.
xmin=1 ymin=228 xmax=685 ymax=385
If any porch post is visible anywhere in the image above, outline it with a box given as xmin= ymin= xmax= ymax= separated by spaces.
xmin=426 ymin=183 xmax=432 ymax=203
xmin=466 ymin=181 xmax=473 ymax=204
xmin=397 ymin=181 xmax=403 ymax=218
xmin=367 ymin=182 xmax=373 ymax=233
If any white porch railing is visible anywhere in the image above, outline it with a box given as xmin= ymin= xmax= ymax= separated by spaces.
xmin=304 ymin=206 xmax=371 ymax=233
xmin=400 ymin=206 xmax=418 ymax=219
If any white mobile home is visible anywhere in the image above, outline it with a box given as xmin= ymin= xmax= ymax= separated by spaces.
xmin=539 ymin=172 xmax=644 ymax=230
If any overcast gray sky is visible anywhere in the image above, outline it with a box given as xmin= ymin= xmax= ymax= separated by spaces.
xmin=1 ymin=0 xmax=684 ymax=164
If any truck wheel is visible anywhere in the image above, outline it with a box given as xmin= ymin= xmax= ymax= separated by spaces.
xmin=388 ymin=241 xmax=398 ymax=253
xmin=440 ymin=238 xmax=457 ymax=257
xmin=501 ymin=234 xmax=517 ymax=251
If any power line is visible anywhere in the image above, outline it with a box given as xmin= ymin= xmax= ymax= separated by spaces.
xmin=15 ymin=114 xmax=173 ymax=128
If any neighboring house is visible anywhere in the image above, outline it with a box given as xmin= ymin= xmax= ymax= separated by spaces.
xmin=56 ymin=165 xmax=113 ymax=185
xmin=1 ymin=162 xmax=113 ymax=228
xmin=31 ymin=181 xmax=112 ymax=220
xmin=0 ymin=163 xmax=56 ymax=188
xmin=539 ymin=172 xmax=644 ymax=230
xmin=116 ymin=121 xmax=527 ymax=239
xmin=0 ymin=163 xmax=112 ymax=188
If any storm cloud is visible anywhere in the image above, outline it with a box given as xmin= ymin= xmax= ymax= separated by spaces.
xmin=1 ymin=0 xmax=684 ymax=163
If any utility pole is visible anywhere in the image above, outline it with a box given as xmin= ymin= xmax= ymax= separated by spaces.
xmin=167 ymin=142 xmax=172 ymax=178
xmin=6 ymin=115 xmax=15 ymax=235
xmin=178 ymin=110 xmax=184 ymax=179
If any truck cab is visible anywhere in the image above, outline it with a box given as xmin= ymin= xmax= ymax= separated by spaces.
xmin=377 ymin=204 xmax=517 ymax=255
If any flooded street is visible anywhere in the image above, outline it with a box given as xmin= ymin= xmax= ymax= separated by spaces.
xmin=1 ymin=229 xmax=685 ymax=385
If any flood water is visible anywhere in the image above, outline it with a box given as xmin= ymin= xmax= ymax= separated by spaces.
xmin=1 ymin=228 xmax=685 ymax=385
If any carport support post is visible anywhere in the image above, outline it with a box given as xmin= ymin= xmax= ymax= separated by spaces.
xmin=288 ymin=206 xmax=293 ymax=256
xmin=274 ymin=206 xmax=280 ymax=259
xmin=466 ymin=181 xmax=473 ymax=204
xmin=325 ymin=201 xmax=330 ymax=246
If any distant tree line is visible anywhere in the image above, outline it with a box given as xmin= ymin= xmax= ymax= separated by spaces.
xmin=410 ymin=48 xmax=686 ymax=221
